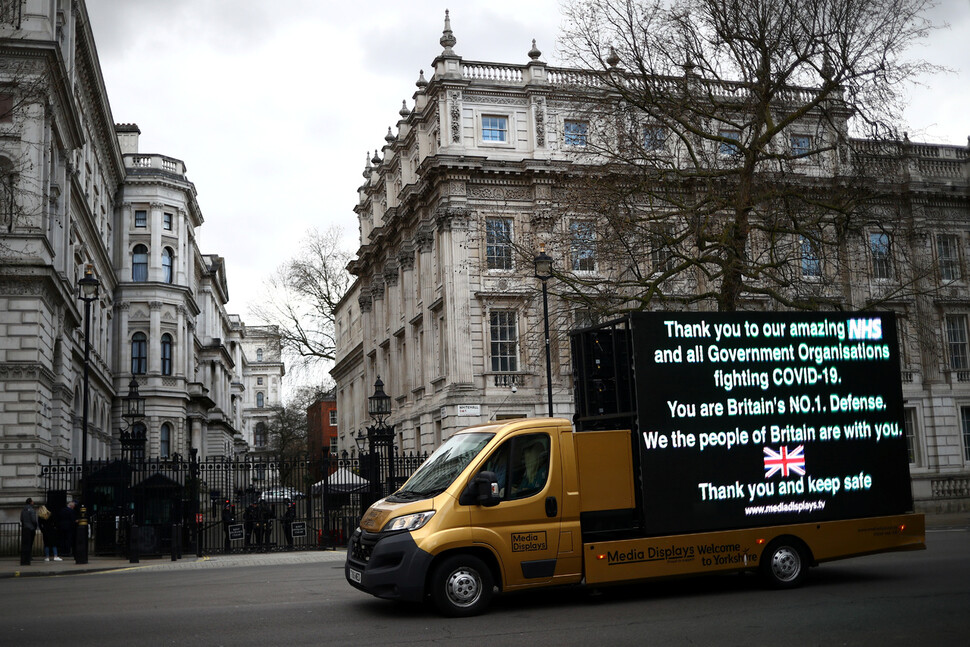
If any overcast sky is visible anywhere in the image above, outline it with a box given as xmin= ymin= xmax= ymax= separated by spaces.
xmin=86 ymin=0 xmax=969 ymax=328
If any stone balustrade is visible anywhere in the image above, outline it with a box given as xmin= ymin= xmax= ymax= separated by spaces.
xmin=125 ymin=153 xmax=186 ymax=176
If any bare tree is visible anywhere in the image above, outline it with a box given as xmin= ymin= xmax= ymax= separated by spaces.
xmin=543 ymin=0 xmax=941 ymax=313
xmin=251 ymin=227 xmax=352 ymax=369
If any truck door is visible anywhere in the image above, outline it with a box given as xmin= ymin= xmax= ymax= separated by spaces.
xmin=468 ymin=432 xmax=562 ymax=589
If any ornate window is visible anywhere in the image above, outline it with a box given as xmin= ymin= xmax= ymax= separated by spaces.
xmin=0 ymin=155 xmax=13 ymax=232
xmin=481 ymin=115 xmax=508 ymax=143
xmin=961 ymin=407 xmax=970 ymax=462
xmin=564 ymin=120 xmax=588 ymax=146
xmin=570 ymin=220 xmax=596 ymax=272
xmin=946 ymin=314 xmax=969 ymax=370
xmin=486 ymin=217 xmax=513 ymax=270
xmin=256 ymin=392 xmax=265 ymax=408
xmin=790 ymin=134 xmax=812 ymax=157
xmin=938 ymin=234 xmax=961 ymax=282
xmin=162 ymin=247 xmax=174 ymax=284
xmin=161 ymin=333 xmax=173 ymax=376
xmin=903 ymin=408 xmax=920 ymax=465
xmin=489 ymin=310 xmax=518 ymax=373
xmin=870 ymin=232 xmax=893 ymax=280
xmin=643 ymin=125 xmax=666 ymax=151
xmin=801 ymin=236 xmax=821 ymax=278
xmin=254 ymin=422 xmax=267 ymax=448
xmin=131 ymin=332 xmax=147 ymax=374
xmin=132 ymin=244 xmax=148 ymax=281
xmin=718 ymin=129 xmax=741 ymax=158
xmin=160 ymin=423 xmax=171 ymax=458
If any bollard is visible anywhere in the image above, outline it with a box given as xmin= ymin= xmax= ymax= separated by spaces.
xmin=129 ymin=523 xmax=140 ymax=564
xmin=74 ymin=506 xmax=89 ymax=565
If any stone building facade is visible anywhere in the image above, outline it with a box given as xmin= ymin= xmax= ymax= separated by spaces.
xmin=239 ymin=324 xmax=285 ymax=456
xmin=0 ymin=1 xmax=281 ymax=521
xmin=332 ymin=15 xmax=970 ymax=513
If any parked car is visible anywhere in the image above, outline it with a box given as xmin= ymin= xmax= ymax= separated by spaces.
xmin=260 ymin=487 xmax=305 ymax=503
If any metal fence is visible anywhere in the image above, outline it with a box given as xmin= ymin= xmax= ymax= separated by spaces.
xmin=40 ymin=451 xmax=427 ymax=557
xmin=0 ymin=522 xmax=22 ymax=557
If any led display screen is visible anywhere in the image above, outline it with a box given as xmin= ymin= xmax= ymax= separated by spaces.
xmin=628 ymin=312 xmax=913 ymax=536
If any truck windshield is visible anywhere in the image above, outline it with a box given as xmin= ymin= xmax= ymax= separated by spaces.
xmin=393 ymin=432 xmax=494 ymax=500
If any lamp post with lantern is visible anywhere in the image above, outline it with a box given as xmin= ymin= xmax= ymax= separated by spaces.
xmin=119 ymin=378 xmax=146 ymax=461
xmin=75 ymin=265 xmax=99 ymax=564
xmin=534 ymin=245 xmax=555 ymax=417
xmin=118 ymin=378 xmax=145 ymax=563
xmin=355 ymin=377 xmax=396 ymax=504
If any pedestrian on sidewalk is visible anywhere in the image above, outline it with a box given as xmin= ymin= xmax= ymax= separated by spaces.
xmin=20 ymin=498 xmax=39 ymax=566
xmin=281 ymin=499 xmax=296 ymax=549
xmin=258 ymin=498 xmax=274 ymax=552
xmin=58 ymin=501 xmax=77 ymax=557
xmin=243 ymin=500 xmax=258 ymax=552
xmin=221 ymin=499 xmax=235 ymax=553
xmin=37 ymin=505 xmax=62 ymax=561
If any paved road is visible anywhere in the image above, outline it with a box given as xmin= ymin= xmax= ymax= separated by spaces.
xmin=1 ymin=529 xmax=966 ymax=646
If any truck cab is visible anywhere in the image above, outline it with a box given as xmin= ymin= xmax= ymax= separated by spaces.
xmin=346 ymin=418 xmax=583 ymax=616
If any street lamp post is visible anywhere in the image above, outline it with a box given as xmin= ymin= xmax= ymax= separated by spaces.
xmin=120 ymin=378 xmax=146 ymax=461
xmin=534 ymin=245 xmax=554 ymax=418
xmin=367 ymin=377 xmax=395 ymax=498
xmin=118 ymin=378 xmax=145 ymax=563
xmin=76 ymin=265 xmax=99 ymax=564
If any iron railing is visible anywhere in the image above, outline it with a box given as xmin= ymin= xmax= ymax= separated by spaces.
xmin=41 ymin=451 xmax=428 ymax=557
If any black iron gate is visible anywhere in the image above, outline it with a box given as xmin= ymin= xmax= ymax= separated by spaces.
xmin=42 ymin=452 xmax=426 ymax=556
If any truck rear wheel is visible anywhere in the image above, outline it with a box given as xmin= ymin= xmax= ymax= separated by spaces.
xmin=430 ymin=554 xmax=494 ymax=617
xmin=760 ymin=540 xmax=807 ymax=588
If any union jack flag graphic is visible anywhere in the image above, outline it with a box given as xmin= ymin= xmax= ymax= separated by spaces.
xmin=763 ymin=445 xmax=806 ymax=479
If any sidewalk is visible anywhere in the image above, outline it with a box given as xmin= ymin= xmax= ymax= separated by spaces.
xmin=1 ymin=548 xmax=347 ymax=579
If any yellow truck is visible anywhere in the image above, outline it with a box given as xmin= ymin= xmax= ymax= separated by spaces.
xmin=345 ymin=312 xmax=925 ymax=616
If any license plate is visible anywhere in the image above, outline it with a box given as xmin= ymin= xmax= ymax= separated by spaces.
xmin=349 ymin=568 xmax=362 ymax=583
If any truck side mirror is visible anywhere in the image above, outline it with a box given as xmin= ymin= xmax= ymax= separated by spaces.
xmin=459 ymin=471 xmax=501 ymax=507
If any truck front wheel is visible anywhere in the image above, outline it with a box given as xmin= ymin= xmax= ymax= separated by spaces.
xmin=430 ymin=554 xmax=494 ymax=617
xmin=761 ymin=540 xmax=807 ymax=588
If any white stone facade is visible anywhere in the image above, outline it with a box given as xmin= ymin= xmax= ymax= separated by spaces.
xmin=0 ymin=1 xmax=282 ymax=520
xmin=333 ymin=15 xmax=970 ymax=513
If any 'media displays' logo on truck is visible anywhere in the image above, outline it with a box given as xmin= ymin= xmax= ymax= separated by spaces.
xmin=607 ymin=545 xmax=696 ymax=565
xmin=511 ymin=531 xmax=547 ymax=552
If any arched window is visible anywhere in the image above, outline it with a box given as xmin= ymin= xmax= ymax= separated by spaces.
xmin=256 ymin=392 xmax=264 ymax=408
xmin=1 ymin=155 xmax=14 ymax=233
xmin=161 ymin=333 xmax=173 ymax=376
xmin=160 ymin=423 xmax=171 ymax=458
xmin=256 ymin=348 xmax=263 ymax=362
xmin=131 ymin=332 xmax=147 ymax=374
xmin=162 ymin=247 xmax=174 ymax=284
xmin=132 ymin=244 xmax=148 ymax=281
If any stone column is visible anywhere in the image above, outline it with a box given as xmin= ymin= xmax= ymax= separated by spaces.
xmin=149 ymin=301 xmax=162 ymax=375
xmin=116 ymin=302 xmax=131 ymax=375
xmin=150 ymin=202 xmax=164 ymax=279
xmin=437 ymin=206 xmax=473 ymax=384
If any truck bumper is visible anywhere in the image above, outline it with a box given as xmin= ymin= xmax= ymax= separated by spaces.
xmin=345 ymin=528 xmax=434 ymax=603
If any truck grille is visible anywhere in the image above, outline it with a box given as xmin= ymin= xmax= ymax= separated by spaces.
xmin=350 ymin=529 xmax=379 ymax=564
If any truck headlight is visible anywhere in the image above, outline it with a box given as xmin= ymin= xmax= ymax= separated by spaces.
xmin=382 ymin=510 xmax=435 ymax=533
